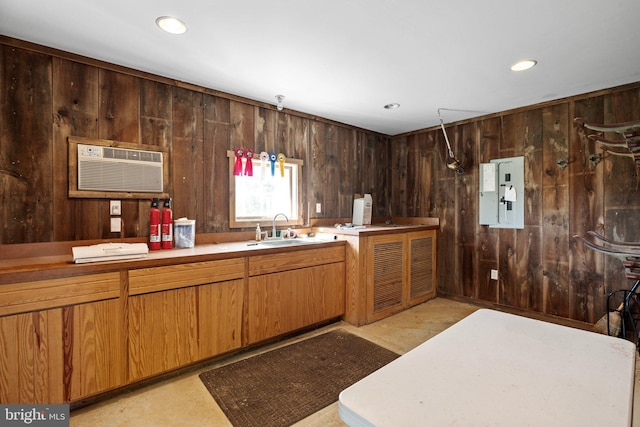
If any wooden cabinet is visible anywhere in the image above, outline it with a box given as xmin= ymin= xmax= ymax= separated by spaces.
xmin=0 ymin=272 xmax=123 ymax=403
xmin=366 ymin=230 xmax=436 ymax=323
xmin=246 ymin=246 xmax=345 ymax=344
xmin=128 ymin=259 xmax=244 ymax=381
xmin=340 ymin=227 xmax=437 ymax=326
xmin=0 ymin=241 xmax=345 ymax=403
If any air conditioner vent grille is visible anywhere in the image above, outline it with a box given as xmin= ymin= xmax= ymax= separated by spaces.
xmin=78 ymin=144 xmax=163 ymax=193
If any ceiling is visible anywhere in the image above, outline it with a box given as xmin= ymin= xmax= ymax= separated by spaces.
xmin=1 ymin=1 xmax=639 ymax=136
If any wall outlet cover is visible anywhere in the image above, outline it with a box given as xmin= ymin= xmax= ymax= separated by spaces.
xmin=110 ymin=217 xmax=122 ymax=233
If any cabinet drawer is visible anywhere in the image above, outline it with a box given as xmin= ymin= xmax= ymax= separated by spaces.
xmin=0 ymin=272 xmax=120 ymax=317
xmin=129 ymin=258 xmax=245 ymax=295
xmin=248 ymin=245 xmax=344 ymax=276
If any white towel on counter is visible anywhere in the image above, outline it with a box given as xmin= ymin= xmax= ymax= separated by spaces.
xmin=72 ymin=243 xmax=149 ymax=263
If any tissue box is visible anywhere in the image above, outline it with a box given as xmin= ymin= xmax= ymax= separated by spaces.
xmin=352 ymin=194 xmax=372 ymax=225
xmin=174 ymin=218 xmax=196 ymax=248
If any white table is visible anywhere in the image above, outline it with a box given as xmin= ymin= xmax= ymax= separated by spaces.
xmin=339 ymin=309 xmax=636 ymax=426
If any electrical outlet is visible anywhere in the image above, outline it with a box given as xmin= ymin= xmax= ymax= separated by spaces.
xmin=110 ymin=200 xmax=121 ymax=216
xmin=110 ymin=217 xmax=122 ymax=233
xmin=490 ymin=269 xmax=499 ymax=280
xmin=316 ymin=203 xmax=322 ymax=213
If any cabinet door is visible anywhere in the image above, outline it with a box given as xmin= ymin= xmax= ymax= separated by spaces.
xmin=0 ymin=309 xmax=64 ymax=404
xmin=407 ymin=230 xmax=437 ymax=306
xmin=128 ymin=279 xmax=244 ymax=381
xmin=198 ymin=279 xmax=244 ymax=360
xmin=246 ymin=263 xmax=345 ymax=345
xmin=66 ymin=298 xmax=124 ymax=401
xmin=128 ymin=286 xmax=198 ymax=382
xmin=366 ymin=234 xmax=407 ymax=323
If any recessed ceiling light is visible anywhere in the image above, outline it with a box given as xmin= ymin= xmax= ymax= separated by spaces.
xmin=156 ymin=16 xmax=187 ymax=34
xmin=384 ymin=103 xmax=400 ymax=110
xmin=510 ymin=59 xmax=537 ymax=71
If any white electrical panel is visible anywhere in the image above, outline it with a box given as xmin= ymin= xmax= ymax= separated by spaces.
xmin=479 ymin=156 xmax=524 ymax=229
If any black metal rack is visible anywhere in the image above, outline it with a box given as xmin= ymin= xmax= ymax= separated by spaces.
xmin=574 ymin=231 xmax=640 ymax=351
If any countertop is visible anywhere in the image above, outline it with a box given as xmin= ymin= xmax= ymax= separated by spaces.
xmin=0 ymin=221 xmax=438 ymax=284
xmin=0 ymin=238 xmax=345 ymax=285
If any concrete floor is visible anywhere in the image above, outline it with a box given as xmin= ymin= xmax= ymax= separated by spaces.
xmin=70 ymin=298 xmax=639 ymax=426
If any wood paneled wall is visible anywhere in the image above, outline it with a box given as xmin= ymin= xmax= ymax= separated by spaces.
xmin=3 ymin=36 xmax=640 ymax=324
xmin=0 ymin=38 xmax=390 ymax=244
xmin=391 ymin=84 xmax=640 ymax=323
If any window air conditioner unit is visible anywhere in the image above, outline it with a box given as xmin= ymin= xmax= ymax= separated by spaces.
xmin=77 ymin=144 xmax=163 ymax=193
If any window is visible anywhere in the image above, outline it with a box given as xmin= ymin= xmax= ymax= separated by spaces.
xmin=228 ymin=151 xmax=303 ymax=228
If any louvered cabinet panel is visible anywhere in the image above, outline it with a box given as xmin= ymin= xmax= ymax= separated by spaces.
xmin=408 ymin=230 xmax=437 ymax=305
xmin=365 ymin=230 xmax=437 ymax=323
xmin=366 ymin=235 xmax=408 ymax=322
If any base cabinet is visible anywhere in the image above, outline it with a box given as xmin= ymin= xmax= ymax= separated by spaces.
xmin=0 ymin=243 xmax=345 ymax=403
xmin=127 ymin=259 xmax=245 ymax=382
xmin=246 ymin=263 xmax=345 ymax=344
xmin=0 ymin=309 xmax=64 ymax=404
xmin=246 ymin=246 xmax=345 ymax=345
xmin=367 ymin=230 xmax=436 ymax=323
xmin=0 ymin=272 xmax=123 ymax=404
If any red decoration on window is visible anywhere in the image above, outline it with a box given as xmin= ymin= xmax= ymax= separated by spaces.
xmin=234 ymin=148 xmax=244 ymax=176
xmin=244 ymin=148 xmax=254 ymax=176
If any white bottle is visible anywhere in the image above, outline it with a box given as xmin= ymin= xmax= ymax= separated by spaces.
xmin=256 ymin=224 xmax=262 ymax=241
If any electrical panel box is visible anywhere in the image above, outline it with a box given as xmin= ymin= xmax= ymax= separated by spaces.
xmin=479 ymin=156 xmax=524 ymax=229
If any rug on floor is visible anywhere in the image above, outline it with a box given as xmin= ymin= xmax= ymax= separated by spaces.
xmin=198 ymin=329 xmax=399 ymax=427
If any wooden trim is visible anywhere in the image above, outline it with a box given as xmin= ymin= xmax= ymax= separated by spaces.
xmin=0 ymin=272 xmax=120 ymax=316
xmin=227 ymin=150 xmax=304 ymax=229
xmin=248 ymin=245 xmax=345 ymax=276
xmin=128 ymin=258 xmax=245 ymax=295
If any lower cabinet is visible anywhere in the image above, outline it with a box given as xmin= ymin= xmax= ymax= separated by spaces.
xmin=128 ymin=279 xmax=244 ymax=382
xmin=127 ymin=259 xmax=245 ymax=382
xmin=0 ymin=272 xmax=122 ymax=404
xmin=245 ymin=246 xmax=345 ymax=345
xmin=0 ymin=244 xmax=345 ymax=403
xmin=246 ymin=263 xmax=345 ymax=345
xmin=0 ymin=308 xmax=65 ymax=404
xmin=366 ymin=230 xmax=437 ymax=323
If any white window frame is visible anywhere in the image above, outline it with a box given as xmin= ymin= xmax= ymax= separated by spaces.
xmin=228 ymin=150 xmax=303 ymax=229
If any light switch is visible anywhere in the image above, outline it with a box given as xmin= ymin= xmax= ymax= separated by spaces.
xmin=110 ymin=200 xmax=121 ymax=216
xmin=316 ymin=203 xmax=322 ymax=213
xmin=110 ymin=217 xmax=122 ymax=233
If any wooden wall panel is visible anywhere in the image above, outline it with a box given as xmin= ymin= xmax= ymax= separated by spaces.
xmin=204 ymin=95 xmax=231 ymax=232
xmin=52 ymin=59 xmax=99 ymax=241
xmin=569 ymin=96 xmax=605 ymax=322
xmin=395 ymin=84 xmax=640 ymax=324
xmin=0 ymin=47 xmax=53 ymax=244
xmin=172 ymin=88 xmax=204 ymax=229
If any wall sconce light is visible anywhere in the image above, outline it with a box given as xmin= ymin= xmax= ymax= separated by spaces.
xmin=275 ymin=95 xmax=285 ymax=111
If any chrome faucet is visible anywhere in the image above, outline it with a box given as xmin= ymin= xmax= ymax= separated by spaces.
xmin=272 ymin=213 xmax=289 ymax=238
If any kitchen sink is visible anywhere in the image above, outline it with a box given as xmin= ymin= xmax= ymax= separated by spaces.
xmin=259 ymin=239 xmax=315 ymax=247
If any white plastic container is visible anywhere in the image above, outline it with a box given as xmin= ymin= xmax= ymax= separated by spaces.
xmin=174 ymin=218 xmax=196 ymax=248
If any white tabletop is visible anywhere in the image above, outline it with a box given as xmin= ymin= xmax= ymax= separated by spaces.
xmin=339 ymin=309 xmax=636 ymax=426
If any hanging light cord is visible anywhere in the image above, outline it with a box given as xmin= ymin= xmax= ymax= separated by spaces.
xmin=438 ymin=112 xmax=456 ymax=159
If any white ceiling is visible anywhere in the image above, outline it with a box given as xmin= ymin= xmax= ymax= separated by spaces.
xmin=1 ymin=0 xmax=639 ymax=135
